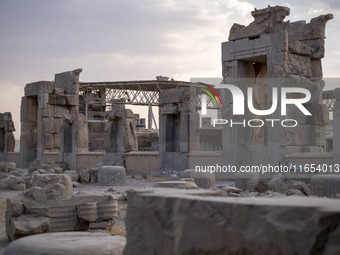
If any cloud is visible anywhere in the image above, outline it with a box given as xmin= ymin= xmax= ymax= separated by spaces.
xmin=0 ymin=0 xmax=339 ymax=137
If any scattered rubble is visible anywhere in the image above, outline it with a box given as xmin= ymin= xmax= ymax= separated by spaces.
xmin=5 ymin=191 xmax=119 ymax=240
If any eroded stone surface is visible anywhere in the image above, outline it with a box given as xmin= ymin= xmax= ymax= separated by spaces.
xmin=98 ymin=166 xmax=126 ymax=186
xmin=124 ymin=188 xmax=340 ymax=255
xmin=31 ymin=174 xmax=73 ymax=200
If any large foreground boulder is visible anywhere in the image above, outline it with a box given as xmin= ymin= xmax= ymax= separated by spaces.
xmin=124 ymin=188 xmax=340 ymax=255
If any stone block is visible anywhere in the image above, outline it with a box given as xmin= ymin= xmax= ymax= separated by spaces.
xmin=44 ymin=134 xmax=53 ymax=150
xmin=54 ymin=118 xmax=62 ymax=133
xmin=98 ymin=166 xmax=126 ymax=186
xmin=24 ymin=81 xmax=53 ymax=96
xmin=4 ymin=232 xmax=126 ymax=255
xmin=6 ymin=198 xmax=24 ymax=217
xmin=289 ymin=41 xmax=312 ymax=56
xmin=161 ymin=103 xmax=179 ymax=115
xmin=159 ymin=89 xmax=180 ymax=104
xmin=38 ymin=93 xmax=49 ymax=109
xmin=79 ymin=169 xmax=90 ymax=183
xmin=32 ymin=174 xmax=73 ymax=200
xmin=53 ymin=133 xmax=60 ymax=149
xmin=222 ymin=35 xmax=272 ymax=62
xmin=124 ymin=188 xmax=340 ymax=255
xmin=42 ymin=117 xmax=54 ymax=134
xmin=7 ymin=214 xmax=50 ymax=241
xmin=54 ymin=68 xmax=82 ymax=95
xmin=284 ymin=53 xmax=312 ymax=77
xmin=64 ymin=170 xmax=79 ymax=182
xmin=53 ymin=106 xmax=70 ymax=118
xmin=49 ymin=94 xmax=79 ymax=106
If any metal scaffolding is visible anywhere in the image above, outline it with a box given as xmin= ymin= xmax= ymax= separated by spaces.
xmin=79 ymin=80 xmax=192 ymax=107
xmin=322 ymin=90 xmax=335 ymax=112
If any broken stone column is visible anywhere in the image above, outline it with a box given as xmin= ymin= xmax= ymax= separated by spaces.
xmin=221 ymin=6 xmax=332 ymax=173
xmin=98 ymin=165 xmax=126 ymax=186
xmin=0 ymin=112 xmax=15 ymax=162
xmin=6 ymin=192 xmax=119 ymax=240
xmin=103 ymin=109 xmax=138 ymax=166
xmin=159 ymin=87 xmax=200 ymax=171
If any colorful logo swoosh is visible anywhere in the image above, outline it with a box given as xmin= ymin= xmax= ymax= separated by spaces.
xmin=198 ymin=82 xmax=222 ymax=107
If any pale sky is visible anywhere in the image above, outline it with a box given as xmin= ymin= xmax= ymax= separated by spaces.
xmin=0 ymin=0 xmax=339 ymax=138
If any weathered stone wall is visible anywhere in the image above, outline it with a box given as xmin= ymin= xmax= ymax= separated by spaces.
xmin=221 ymin=6 xmax=332 ymax=169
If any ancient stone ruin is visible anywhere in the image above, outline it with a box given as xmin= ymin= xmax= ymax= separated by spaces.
xmin=221 ymin=6 xmax=332 ymax=169
xmin=20 ymin=69 xmax=86 ymax=168
xmin=1 ymin=5 xmax=340 ymax=255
